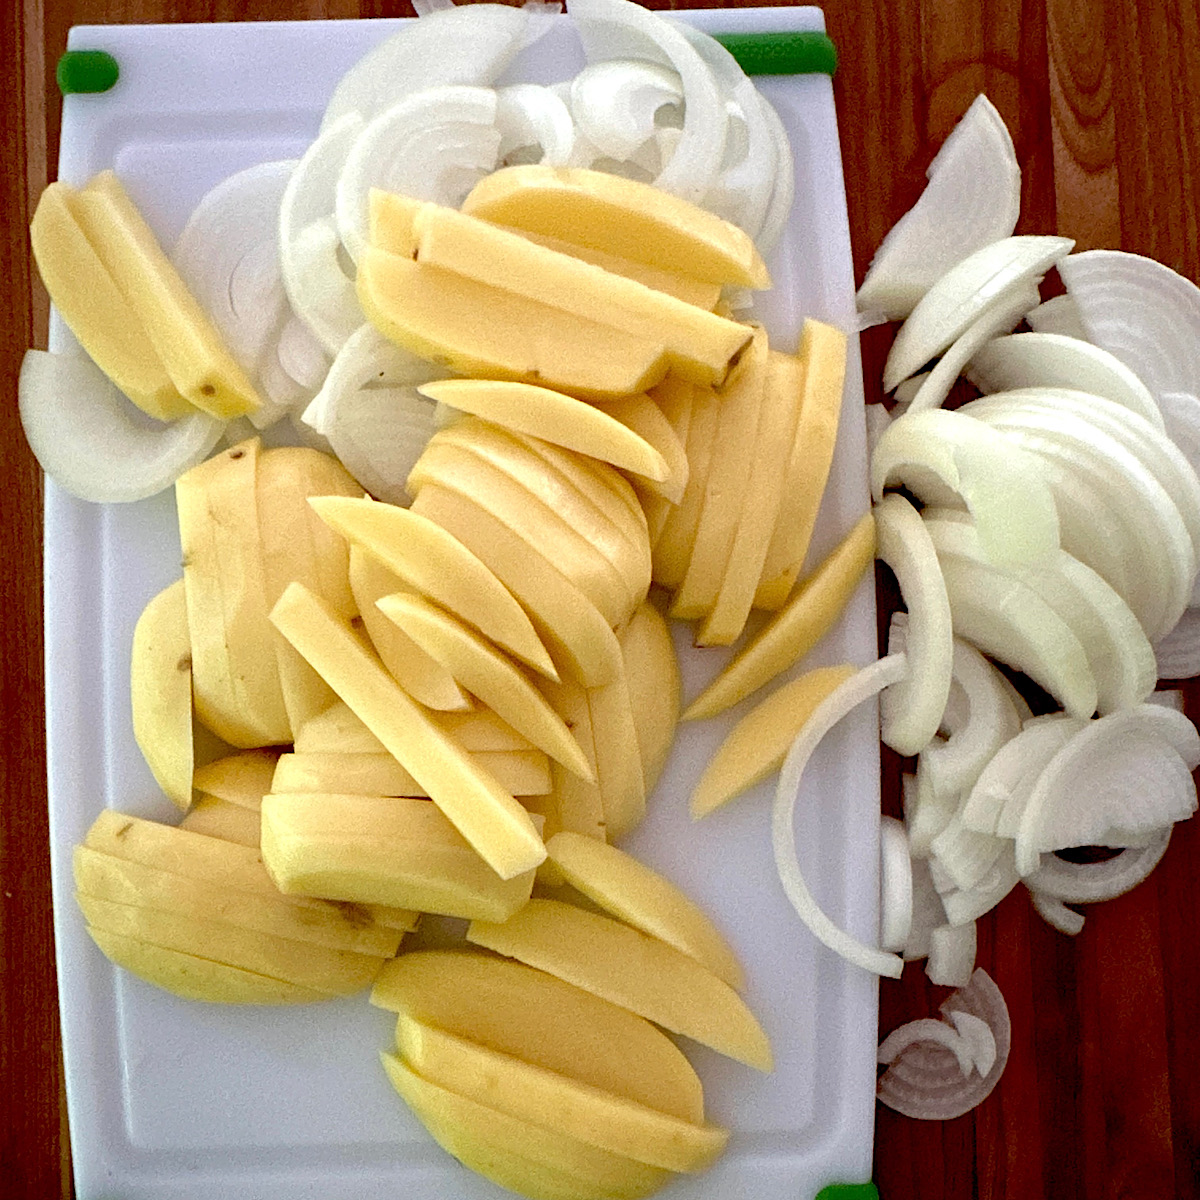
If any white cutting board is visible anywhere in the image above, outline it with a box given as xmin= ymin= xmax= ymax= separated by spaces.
xmin=46 ymin=8 xmax=881 ymax=1199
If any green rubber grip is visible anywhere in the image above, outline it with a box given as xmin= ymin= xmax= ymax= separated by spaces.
xmin=57 ymin=50 xmax=120 ymax=95
xmin=713 ymin=31 xmax=838 ymax=77
xmin=815 ymin=1184 xmax=881 ymax=1200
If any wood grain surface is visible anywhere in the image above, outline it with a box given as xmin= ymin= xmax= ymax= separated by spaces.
xmin=2 ymin=2 xmax=1198 ymax=1198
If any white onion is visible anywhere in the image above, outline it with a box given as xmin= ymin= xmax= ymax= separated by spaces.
xmin=903 ymin=751 xmax=960 ymax=859
xmin=772 ymin=654 xmax=909 ymax=979
xmin=279 ymin=217 xmax=362 ymax=357
xmin=569 ymin=0 xmax=727 ymax=204
xmin=938 ymin=846 xmax=1020 ymax=926
xmin=1155 ymin=607 xmax=1200 ymax=680
xmin=1024 ymin=293 xmax=1087 ymax=339
xmin=883 ymin=236 xmax=1073 ymax=391
xmin=926 ymin=920 xmax=977 ymax=987
xmin=336 ymin=86 xmax=501 ymax=263
xmin=1024 ymin=825 xmax=1172 ymax=903
xmin=874 ymin=495 xmax=954 ymax=756
xmin=275 ymin=314 xmax=331 ymax=394
xmin=967 ymin=333 xmax=1163 ymax=428
xmin=880 ymin=815 xmax=914 ymax=953
xmin=857 ymin=95 xmax=1022 ymax=322
xmin=753 ymin=93 xmax=795 ymax=258
xmin=878 ymin=1017 xmax=978 ymax=1078
xmin=1058 ymin=249 xmax=1200 ymax=401
xmin=929 ymin=809 xmax=1010 ymax=894
xmin=495 ymin=84 xmax=575 ymax=167
xmin=568 ymin=60 xmax=683 ymax=162
xmin=19 ymin=350 xmax=224 ymax=504
xmin=1028 ymin=890 xmax=1086 ymax=935
xmin=320 ymin=3 xmax=531 ymax=130
xmin=903 ymin=848 xmax=946 ymax=961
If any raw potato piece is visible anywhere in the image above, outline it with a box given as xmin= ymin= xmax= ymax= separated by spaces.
xmin=600 ymin=392 xmax=690 ymax=504
xmin=618 ymin=602 xmax=680 ymax=796
xmin=411 ymin=485 xmax=623 ymax=688
xmin=71 ymin=171 xmax=261 ymax=419
xmin=295 ymin=702 xmax=537 ymax=755
xmin=192 ymin=749 xmax=280 ymax=809
xmin=260 ymin=791 xmax=537 ymax=921
xmin=394 ymin=1015 xmax=728 ymax=1172
xmin=640 ymin=377 xmax=695 ymax=543
xmin=535 ymin=676 xmax=607 ymax=853
xmin=756 ymin=320 xmax=848 ymax=609
xmin=683 ymin=512 xmax=876 ymax=721
xmin=671 ymin=327 xmax=770 ymax=622
xmin=311 ymin=494 xmax=555 ymax=677
xmin=357 ymin=247 xmax=669 ymax=401
xmin=410 ymin=204 xmax=752 ymax=387
xmin=370 ymin=951 xmax=705 ymax=1121
xmin=419 ymin=380 xmax=671 ymax=484
xmin=469 ymin=898 xmax=772 ymax=1071
xmin=180 ymin=795 xmax=262 ymax=846
xmin=29 ymin=183 xmax=190 ymax=419
xmin=176 ymin=439 xmax=291 ymax=748
xmin=585 ymin=659 xmax=647 ymax=840
xmin=689 ymin=664 xmax=857 ymax=818
xmin=268 ymin=581 xmax=546 ymax=881
xmin=130 ymin=578 xmax=193 ymax=809
xmin=347 ymin=546 xmax=471 ymax=712
xmin=461 ymin=165 xmax=771 ymax=289
xmin=381 ymin=1053 xmax=671 ymax=1200
xmin=545 ymin=833 xmax=744 ymax=992
xmin=375 ymin=592 xmax=593 ymax=781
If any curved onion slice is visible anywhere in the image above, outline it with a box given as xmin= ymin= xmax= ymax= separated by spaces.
xmin=877 ymin=968 xmax=1011 ymax=1119
xmin=495 ymin=84 xmax=575 ymax=167
xmin=301 ymin=323 xmax=442 ymax=504
xmin=857 ymin=96 xmax=1021 ymax=321
xmin=926 ymin=920 xmax=977 ymax=986
xmin=871 ymin=406 xmax=1060 ymax=568
xmin=569 ymin=60 xmax=683 ymax=162
xmin=880 ymin=815 xmax=914 ymax=953
xmin=568 ymin=0 xmax=727 ymax=203
xmin=772 ymin=653 xmax=909 ymax=979
xmin=19 ymin=350 xmax=224 ymax=504
xmin=1014 ymin=705 xmax=1200 ymax=875
xmin=874 ymin=495 xmax=954 ymax=756
xmin=275 ymin=314 xmax=331 ymax=392
xmin=280 ymin=216 xmax=363 ymax=356
xmin=336 ymin=86 xmax=501 ymax=262
xmin=1058 ymin=249 xmax=1200 ymax=400
xmin=754 ymin=94 xmax=796 ymax=258
xmin=1024 ymin=825 xmax=1173 ymax=903
xmin=968 ymin=333 xmax=1163 ymax=428
xmin=171 ymin=160 xmax=295 ymax=379
xmin=1025 ymin=293 xmax=1087 ymax=339
xmin=903 ymin=849 xmax=946 ymax=961
xmin=903 ymin=747 xmax=959 ymax=858
xmin=937 ymin=845 xmax=1020 ymax=927
xmin=883 ymin=236 xmax=1074 ymax=391
xmin=921 ymin=638 xmax=1023 ymax=798
xmin=925 ymin=511 xmax=1156 ymax=715
xmin=1029 ymin=890 xmax=1086 ymax=935
xmin=320 ymin=3 xmax=531 ymax=130
xmin=878 ymin=1017 xmax=978 ymax=1078
xmin=904 ymin=282 xmax=1037 ymax=413
xmin=1155 ymin=606 xmax=1200 ymax=680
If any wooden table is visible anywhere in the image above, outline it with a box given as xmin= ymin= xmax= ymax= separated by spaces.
xmin=3 ymin=2 xmax=1198 ymax=1197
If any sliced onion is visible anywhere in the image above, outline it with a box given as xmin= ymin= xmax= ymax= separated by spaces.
xmin=568 ymin=60 xmax=683 ymax=162
xmin=19 ymin=350 xmax=224 ymax=503
xmin=336 ymin=86 xmax=501 ymax=263
xmin=1014 ymin=705 xmax=1200 ymax=875
xmin=1029 ymin=890 xmax=1086 ymax=935
xmin=883 ymin=236 xmax=1074 ymax=391
xmin=495 ymin=84 xmax=575 ymax=167
xmin=903 ymin=748 xmax=959 ymax=859
xmin=967 ymin=333 xmax=1163 ymax=428
xmin=320 ymin=3 xmax=531 ymax=130
xmin=1024 ymin=825 xmax=1172 ymax=902
xmin=1025 ymin=293 xmax=1087 ymax=339
xmin=569 ymin=0 xmax=727 ymax=204
xmin=772 ymin=654 xmax=909 ymax=979
xmin=275 ymin=314 xmax=331 ymax=394
xmin=753 ymin=93 xmax=796 ymax=258
xmin=1155 ymin=607 xmax=1200 ymax=680
xmin=903 ymin=849 xmax=947 ymax=961
xmin=937 ymin=844 xmax=1020 ymax=926
xmin=280 ymin=217 xmax=363 ymax=356
xmin=857 ymin=95 xmax=1021 ymax=321
xmin=878 ymin=1017 xmax=977 ymax=1078
xmin=872 ymin=406 xmax=1060 ymax=569
xmin=1058 ymin=249 xmax=1200 ymax=400
xmin=874 ymin=495 xmax=954 ymax=756
xmin=877 ymin=968 xmax=1011 ymax=1119
xmin=1147 ymin=688 xmax=1185 ymax=712
xmin=880 ymin=815 xmax=914 ymax=953
xmin=864 ymin=402 xmax=894 ymax=458
xmin=929 ymin=805 xmax=1009 ymax=893
xmin=301 ymin=323 xmax=442 ymax=504
xmin=904 ymin=282 xmax=1038 ymax=413
xmin=926 ymin=920 xmax=977 ymax=986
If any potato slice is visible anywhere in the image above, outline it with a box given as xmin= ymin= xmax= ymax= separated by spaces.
xmin=599 ymin=392 xmax=689 ymax=504
xmin=295 ymin=700 xmax=535 ymax=754
xmin=269 ymin=582 xmax=546 ymax=881
xmin=371 ymin=950 xmax=704 ymax=1121
xmin=585 ymin=660 xmax=646 ymax=840
xmin=375 ymin=592 xmax=592 ymax=781
xmin=639 ymin=377 xmax=695 ymax=545
xmin=468 ymin=899 xmax=772 ymax=1071
xmin=617 ymin=602 xmax=680 ymax=796
xmin=394 ymin=1013 xmax=728 ymax=1172
xmin=260 ymin=792 xmax=537 ymax=921
xmin=381 ymin=1053 xmax=671 ymax=1200
xmin=536 ymin=677 xmax=606 ymax=845
xmin=411 ymin=485 xmax=623 ymax=688
xmin=130 ymin=578 xmax=193 ymax=809
xmin=192 ymin=749 xmax=280 ymax=810
xmin=311 ymin=494 xmax=555 ymax=677
xmin=180 ymin=795 xmax=262 ymax=846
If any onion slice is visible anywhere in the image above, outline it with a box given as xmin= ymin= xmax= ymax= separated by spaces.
xmin=1024 ymin=825 xmax=1173 ymax=903
xmin=877 ymin=968 xmax=1011 ymax=1119
xmin=19 ymin=350 xmax=224 ymax=504
xmin=1025 ymin=293 xmax=1087 ymax=339
xmin=880 ymin=815 xmax=914 ymax=953
xmin=772 ymin=654 xmax=909 ymax=979
xmin=1058 ymin=249 xmax=1200 ymax=400
xmin=568 ymin=60 xmax=683 ymax=162
xmin=1155 ymin=607 xmax=1200 ymax=680
xmin=1029 ymin=890 xmax=1086 ymax=935
xmin=857 ymin=95 xmax=1021 ymax=321
xmin=883 ymin=236 xmax=1074 ymax=391
xmin=495 ymin=84 xmax=575 ymax=167
xmin=926 ymin=920 xmax=977 ymax=987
